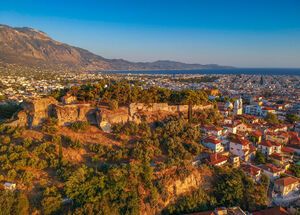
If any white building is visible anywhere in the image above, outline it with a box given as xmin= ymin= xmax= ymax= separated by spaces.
xmin=202 ymin=136 xmax=224 ymax=153
xmin=258 ymin=140 xmax=281 ymax=156
xmin=224 ymin=124 xmax=237 ymax=134
xmin=229 ymin=137 xmax=255 ymax=161
xmin=261 ymin=107 xmax=276 ymax=117
xmin=260 ymin=164 xmax=285 ymax=181
xmin=233 ymin=97 xmax=243 ymax=115
xmin=202 ymin=125 xmax=223 ymax=137
xmin=3 ymin=182 xmax=16 ymax=191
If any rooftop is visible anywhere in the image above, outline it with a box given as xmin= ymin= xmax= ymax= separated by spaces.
xmin=274 ymin=176 xmax=299 ymax=187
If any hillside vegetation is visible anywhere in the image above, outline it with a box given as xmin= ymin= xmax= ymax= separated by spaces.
xmin=0 ymin=81 xmax=268 ymax=214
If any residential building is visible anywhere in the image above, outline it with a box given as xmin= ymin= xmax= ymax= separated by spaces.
xmin=274 ymin=177 xmax=299 ymax=196
xmin=3 ymin=182 xmax=16 ymax=191
xmin=233 ymin=97 xmax=243 ymax=115
xmin=224 ymin=124 xmax=237 ymax=134
xmin=260 ymin=164 xmax=285 ymax=181
xmin=207 ymin=153 xmax=228 ymax=166
xmin=241 ymin=164 xmax=262 ymax=182
xmin=261 ymin=107 xmax=276 ymax=117
xmin=202 ymin=125 xmax=223 ymax=137
xmin=266 ymin=132 xmax=289 ymax=145
xmin=229 ymin=136 xmax=255 ymax=161
xmin=250 ymin=130 xmax=263 ymax=143
xmin=236 ymin=122 xmax=251 ymax=133
xmin=202 ymin=136 xmax=224 ymax=153
xmin=230 ymin=155 xmax=240 ymax=167
xmin=258 ymin=140 xmax=281 ymax=156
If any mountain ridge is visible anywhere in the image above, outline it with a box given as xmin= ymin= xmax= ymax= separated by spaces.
xmin=0 ymin=24 xmax=233 ymax=71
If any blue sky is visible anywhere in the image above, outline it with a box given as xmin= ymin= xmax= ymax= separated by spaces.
xmin=1 ymin=0 xmax=300 ymax=67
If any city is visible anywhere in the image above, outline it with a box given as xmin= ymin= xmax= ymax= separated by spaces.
xmin=0 ymin=0 xmax=300 ymax=214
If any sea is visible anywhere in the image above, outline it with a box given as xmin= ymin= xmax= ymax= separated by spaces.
xmin=107 ymin=68 xmax=300 ymax=76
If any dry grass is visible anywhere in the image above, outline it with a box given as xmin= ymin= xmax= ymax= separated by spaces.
xmin=57 ymin=125 xmax=121 ymax=146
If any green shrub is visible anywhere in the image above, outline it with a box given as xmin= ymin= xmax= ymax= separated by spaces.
xmin=69 ymin=121 xmax=89 ymax=132
xmin=0 ymin=102 xmax=20 ymax=120
xmin=69 ymin=139 xmax=82 ymax=149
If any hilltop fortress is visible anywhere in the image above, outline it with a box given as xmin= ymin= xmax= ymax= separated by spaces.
xmin=8 ymin=97 xmax=213 ymax=131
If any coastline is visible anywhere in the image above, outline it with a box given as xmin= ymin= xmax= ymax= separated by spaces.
xmin=101 ymin=68 xmax=300 ymax=76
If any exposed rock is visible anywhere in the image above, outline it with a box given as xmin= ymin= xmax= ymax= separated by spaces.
xmin=162 ymin=166 xmax=213 ymax=206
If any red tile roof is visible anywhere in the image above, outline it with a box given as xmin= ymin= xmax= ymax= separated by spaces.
xmin=290 ymin=135 xmax=300 ymax=145
xmin=242 ymin=164 xmax=261 ymax=177
xmin=261 ymin=163 xmax=283 ymax=173
xmin=209 ymin=153 xmax=228 ymax=166
xmin=281 ymin=147 xmax=295 ymax=154
xmin=260 ymin=140 xmax=273 ymax=148
xmin=274 ymin=177 xmax=299 ymax=187
xmin=203 ymin=136 xmax=221 ymax=145
xmin=270 ymin=153 xmax=283 ymax=161
xmin=251 ymin=130 xmax=263 ymax=137
xmin=262 ymin=107 xmax=275 ymax=111
xmin=231 ymin=137 xmax=250 ymax=146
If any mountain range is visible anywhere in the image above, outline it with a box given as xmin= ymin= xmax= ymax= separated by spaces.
xmin=0 ymin=24 xmax=231 ymax=71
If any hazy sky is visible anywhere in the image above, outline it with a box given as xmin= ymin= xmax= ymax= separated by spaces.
xmin=1 ymin=0 xmax=300 ymax=68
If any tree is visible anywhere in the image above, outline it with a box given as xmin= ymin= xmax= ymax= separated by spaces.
xmin=286 ymin=114 xmax=300 ymax=124
xmin=41 ymin=187 xmax=62 ymax=215
xmin=13 ymin=192 xmax=29 ymax=215
xmin=0 ymin=191 xmax=29 ymax=215
xmin=0 ymin=102 xmax=20 ymax=120
xmin=214 ymin=168 xmax=268 ymax=211
xmin=166 ymin=188 xmax=215 ymax=214
xmin=69 ymin=121 xmax=89 ymax=132
xmin=58 ymin=141 xmax=63 ymax=167
xmin=214 ymin=170 xmax=244 ymax=206
xmin=265 ymin=112 xmax=279 ymax=124
xmin=254 ymin=151 xmax=266 ymax=165
xmin=260 ymin=174 xmax=270 ymax=188
xmin=289 ymin=165 xmax=300 ymax=177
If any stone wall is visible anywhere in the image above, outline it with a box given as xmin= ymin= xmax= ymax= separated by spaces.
xmin=96 ymin=107 xmax=129 ymax=132
xmin=96 ymin=107 xmax=129 ymax=125
xmin=7 ymin=98 xmax=97 ymax=128
xmin=21 ymin=97 xmax=58 ymax=127
xmin=6 ymin=110 xmax=28 ymax=127
xmin=7 ymin=99 xmax=213 ymax=130
xmin=129 ymin=103 xmax=213 ymax=116
xmin=53 ymin=104 xmax=96 ymax=126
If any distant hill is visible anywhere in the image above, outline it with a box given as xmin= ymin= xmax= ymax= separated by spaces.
xmin=0 ymin=24 xmax=232 ymax=71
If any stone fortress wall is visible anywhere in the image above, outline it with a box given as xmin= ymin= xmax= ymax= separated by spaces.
xmin=7 ymin=98 xmax=213 ymax=129
xmin=129 ymin=103 xmax=213 ymax=116
xmin=53 ymin=103 xmax=96 ymax=126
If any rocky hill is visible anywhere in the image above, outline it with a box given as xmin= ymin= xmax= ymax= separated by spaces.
xmin=0 ymin=24 xmax=231 ymax=71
